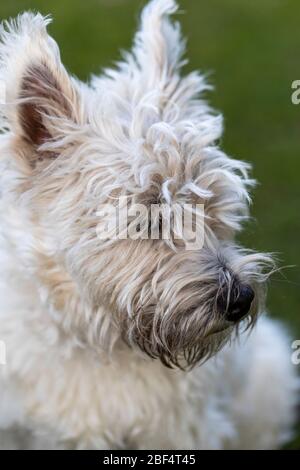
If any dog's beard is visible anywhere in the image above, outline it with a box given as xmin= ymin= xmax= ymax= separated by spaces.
xmin=125 ymin=310 xmax=233 ymax=370
xmin=120 ymin=278 xmax=263 ymax=370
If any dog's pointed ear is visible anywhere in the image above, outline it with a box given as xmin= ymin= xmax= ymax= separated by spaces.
xmin=0 ymin=13 xmax=80 ymax=166
xmin=133 ymin=0 xmax=185 ymax=83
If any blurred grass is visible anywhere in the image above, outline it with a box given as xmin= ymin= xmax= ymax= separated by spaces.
xmin=0 ymin=0 xmax=299 ymax=448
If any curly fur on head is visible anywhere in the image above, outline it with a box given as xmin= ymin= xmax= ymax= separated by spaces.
xmin=0 ymin=0 xmax=274 ymax=369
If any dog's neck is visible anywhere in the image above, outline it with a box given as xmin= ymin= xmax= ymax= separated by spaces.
xmin=0 ymin=192 xmax=121 ymax=359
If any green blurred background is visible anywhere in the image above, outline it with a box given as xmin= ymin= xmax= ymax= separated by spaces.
xmin=0 ymin=0 xmax=299 ymax=448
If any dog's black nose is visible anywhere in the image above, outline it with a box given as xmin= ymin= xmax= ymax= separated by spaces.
xmin=217 ymin=284 xmax=254 ymax=322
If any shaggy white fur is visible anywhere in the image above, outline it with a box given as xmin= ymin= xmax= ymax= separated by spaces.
xmin=0 ymin=0 xmax=297 ymax=449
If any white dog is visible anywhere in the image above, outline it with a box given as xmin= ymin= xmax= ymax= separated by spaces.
xmin=0 ymin=0 xmax=297 ymax=449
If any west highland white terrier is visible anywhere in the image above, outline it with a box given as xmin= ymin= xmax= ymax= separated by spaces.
xmin=0 ymin=0 xmax=297 ymax=449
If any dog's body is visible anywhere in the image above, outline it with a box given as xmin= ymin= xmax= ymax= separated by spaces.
xmin=0 ymin=0 xmax=297 ymax=449
xmin=0 ymin=266 xmax=295 ymax=449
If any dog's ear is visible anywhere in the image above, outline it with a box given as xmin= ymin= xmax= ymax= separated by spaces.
xmin=133 ymin=0 xmax=185 ymax=85
xmin=0 ymin=13 xmax=80 ymax=166
xmin=128 ymin=0 xmax=210 ymax=115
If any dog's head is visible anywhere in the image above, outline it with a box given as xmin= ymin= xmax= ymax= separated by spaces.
xmin=0 ymin=0 xmax=273 ymax=368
